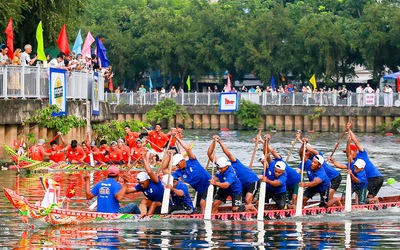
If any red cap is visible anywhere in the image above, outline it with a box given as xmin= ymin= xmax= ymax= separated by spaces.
xmin=343 ymin=144 xmax=358 ymax=152
xmin=107 ymin=165 xmax=120 ymax=176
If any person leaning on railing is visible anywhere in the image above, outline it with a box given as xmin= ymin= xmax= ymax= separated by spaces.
xmin=21 ymin=44 xmax=37 ymax=66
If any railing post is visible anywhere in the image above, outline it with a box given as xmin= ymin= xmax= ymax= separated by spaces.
xmin=36 ymin=64 xmax=41 ymax=99
xmin=306 ymin=93 xmax=309 ymax=106
xmin=2 ymin=66 xmax=8 ymax=99
xmin=292 ymin=92 xmax=295 ymax=106
xmin=376 ymin=93 xmax=380 ymax=107
xmin=278 ymin=92 xmax=281 ymax=106
xmin=181 ymin=92 xmax=184 ymax=105
xmin=194 ymin=91 xmax=197 ymax=105
xmin=21 ymin=66 xmax=26 ymax=99
xmin=207 ymin=91 xmax=210 ymax=105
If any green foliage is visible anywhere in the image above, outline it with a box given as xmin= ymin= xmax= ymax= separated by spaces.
xmin=235 ymin=99 xmax=262 ymax=129
xmin=145 ymin=98 xmax=190 ymax=127
xmin=23 ymin=105 xmax=86 ymax=135
xmin=308 ymin=107 xmax=325 ymax=120
xmin=92 ymin=119 xmax=149 ymax=143
xmin=378 ymin=118 xmax=400 ymax=133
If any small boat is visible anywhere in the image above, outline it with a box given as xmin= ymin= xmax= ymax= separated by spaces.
xmin=4 ymin=187 xmax=400 ymax=226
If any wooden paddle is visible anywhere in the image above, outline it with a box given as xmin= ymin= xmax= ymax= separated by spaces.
xmin=329 ymin=129 xmax=348 ymax=159
xmin=345 ymin=136 xmax=352 ymax=212
xmin=161 ymin=153 xmax=173 ymax=214
xmin=248 ymin=129 xmax=262 ymax=169
xmin=295 ymin=140 xmax=307 ymax=216
xmin=286 ymin=137 xmax=297 ymax=162
xmin=204 ymin=140 xmax=217 ymax=220
xmin=156 ymin=139 xmax=172 ymax=175
xmin=257 ymin=137 xmax=269 ymax=221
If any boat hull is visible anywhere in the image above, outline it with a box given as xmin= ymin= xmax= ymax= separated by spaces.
xmin=4 ymin=187 xmax=400 ymax=226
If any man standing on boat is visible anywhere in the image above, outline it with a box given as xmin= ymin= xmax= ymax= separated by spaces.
xmin=207 ymin=135 xmax=258 ymax=211
xmin=124 ymin=125 xmax=141 ymax=149
xmin=126 ymin=153 xmax=165 ymax=217
xmin=161 ymin=136 xmax=211 ymax=213
xmin=145 ymin=123 xmax=169 ymax=163
xmin=210 ymin=156 xmax=244 ymax=213
xmin=84 ymin=165 xmax=140 ymax=214
xmin=329 ymin=121 xmax=383 ymax=203
xmin=299 ymin=155 xmax=342 ymax=208
xmin=167 ymin=124 xmax=184 ymax=154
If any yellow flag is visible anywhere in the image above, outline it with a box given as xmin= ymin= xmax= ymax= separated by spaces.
xmin=309 ymin=74 xmax=317 ymax=89
xmin=36 ymin=21 xmax=46 ymax=61
xmin=186 ymin=75 xmax=191 ymax=91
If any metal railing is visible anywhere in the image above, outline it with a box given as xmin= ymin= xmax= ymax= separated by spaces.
xmin=104 ymin=91 xmax=400 ymax=107
xmin=0 ymin=65 xmax=105 ymax=100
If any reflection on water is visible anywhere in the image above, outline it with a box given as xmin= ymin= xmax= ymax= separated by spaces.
xmin=1 ymin=130 xmax=400 ymax=249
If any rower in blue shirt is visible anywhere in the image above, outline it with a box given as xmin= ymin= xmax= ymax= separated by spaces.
xmin=160 ymin=136 xmax=211 ymax=213
xmin=126 ymin=153 xmax=164 ymax=217
xmin=161 ymin=175 xmax=194 ymax=214
xmin=259 ymin=160 xmax=288 ymax=209
xmin=211 ymin=156 xmax=244 ymax=213
xmin=347 ymin=159 xmax=368 ymax=205
xmin=208 ymin=135 xmax=258 ymax=211
xmin=299 ymin=155 xmax=342 ymax=208
xmin=329 ymin=120 xmax=383 ymax=203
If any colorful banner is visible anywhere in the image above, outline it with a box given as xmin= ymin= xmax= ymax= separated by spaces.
xmin=219 ymin=92 xmax=238 ymax=112
xmin=92 ymin=72 xmax=100 ymax=115
xmin=365 ymin=93 xmax=375 ymax=105
xmin=49 ymin=68 xmax=67 ymax=116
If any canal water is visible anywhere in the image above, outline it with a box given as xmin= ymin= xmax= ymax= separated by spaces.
xmin=1 ymin=130 xmax=400 ymax=249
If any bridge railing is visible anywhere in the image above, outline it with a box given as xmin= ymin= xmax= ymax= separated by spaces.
xmin=0 ymin=65 xmax=104 ymax=101
xmin=104 ymin=91 xmax=400 ymax=107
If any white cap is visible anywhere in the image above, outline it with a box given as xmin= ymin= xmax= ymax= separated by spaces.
xmin=216 ymin=157 xmax=231 ymax=168
xmin=137 ymin=172 xmax=150 ymax=182
xmin=314 ymin=155 xmax=324 ymax=165
xmin=354 ymin=159 xmax=366 ymax=169
xmin=172 ymin=154 xmax=184 ymax=166
xmin=275 ymin=161 xmax=286 ymax=171
xmin=37 ymin=139 xmax=45 ymax=145
xmin=162 ymin=175 xmax=174 ymax=186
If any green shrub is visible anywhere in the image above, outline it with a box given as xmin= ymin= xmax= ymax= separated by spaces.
xmin=235 ymin=99 xmax=262 ymax=129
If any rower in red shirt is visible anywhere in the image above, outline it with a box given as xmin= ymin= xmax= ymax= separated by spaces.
xmin=45 ymin=133 xmax=66 ymax=163
xmin=64 ymin=140 xmax=86 ymax=164
xmin=167 ymin=124 xmax=184 ymax=154
xmin=131 ymin=138 xmax=148 ymax=165
xmin=98 ymin=140 xmax=110 ymax=165
xmin=108 ymin=141 xmax=123 ymax=164
xmin=124 ymin=125 xmax=141 ymax=149
xmin=145 ymin=123 xmax=169 ymax=162
xmin=29 ymin=138 xmax=51 ymax=161
xmin=117 ymin=138 xmax=131 ymax=164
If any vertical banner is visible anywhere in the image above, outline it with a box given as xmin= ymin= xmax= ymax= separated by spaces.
xmin=219 ymin=92 xmax=238 ymax=112
xmin=49 ymin=68 xmax=67 ymax=116
xmin=92 ymin=72 xmax=100 ymax=115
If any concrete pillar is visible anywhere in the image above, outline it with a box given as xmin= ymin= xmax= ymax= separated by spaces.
xmin=375 ymin=116 xmax=384 ymax=132
xmin=175 ymin=115 xmax=184 ymax=128
xmin=202 ymin=115 xmax=211 ymax=129
xmin=125 ymin=114 xmax=134 ymax=120
xmin=365 ymin=116 xmax=375 ymax=133
xmin=5 ymin=125 xmax=18 ymax=150
xmin=330 ymin=116 xmax=339 ymax=132
xmin=339 ymin=116 xmax=348 ymax=132
xmin=357 ymin=116 xmax=366 ymax=132
xmin=312 ymin=118 xmax=321 ymax=132
xmin=294 ymin=116 xmax=303 ymax=131
xmin=220 ymin=114 xmax=229 ymax=130
xmin=321 ymin=116 xmax=329 ymax=132
xmin=193 ymin=114 xmax=202 ymax=129
xmin=275 ymin=116 xmax=284 ymax=131
xmin=285 ymin=116 xmax=294 ymax=131
xmin=229 ymin=115 xmax=238 ymax=130
xmin=0 ymin=125 xmax=6 ymax=159
xmin=185 ymin=115 xmax=193 ymax=129
xmin=210 ymin=114 xmax=219 ymax=130
xmin=134 ymin=113 xmax=142 ymax=121
xmin=266 ymin=115 xmax=275 ymax=131
xmin=304 ymin=116 xmax=312 ymax=131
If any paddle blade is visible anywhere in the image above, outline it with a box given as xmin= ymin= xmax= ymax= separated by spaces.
xmin=295 ymin=186 xmax=304 ymax=216
xmin=161 ymin=188 xmax=171 ymax=214
xmin=204 ymin=185 xmax=214 ymax=220
xmin=345 ymin=173 xmax=352 ymax=212
xmin=257 ymin=182 xmax=266 ymax=220
xmin=89 ymin=153 xmax=95 ymax=167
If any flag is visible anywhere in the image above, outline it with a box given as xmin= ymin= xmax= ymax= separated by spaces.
xmin=65 ymin=184 xmax=76 ymax=198
xmin=72 ymin=29 xmax=83 ymax=55
xmin=95 ymin=36 xmax=109 ymax=67
xmin=226 ymin=74 xmax=232 ymax=92
xmin=270 ymin=76 xmax=276 ymax=91
xmin=5 ymin=18 xmax=14 ymax=60
xmin=57 ymin=24 xmax=70 ymax=55
xmin=186 ymin=75 xmax=191 ymax=92
xmin=109 ymin=76 xmax=114 ymax=92
xmin=13 ymin=139 xmax=20 ymax=148
xmin=309 ymin=74 xmax=317 ymax=89
xmin=82 ymin=31 xmax=94 ymax=57
xmin=35 ymin=21 xmax=46 ymax=61
xmin=149 ymin=76 xmax=153 ymax=92
xmin=40 ymin=177 xmax=60 ymax=191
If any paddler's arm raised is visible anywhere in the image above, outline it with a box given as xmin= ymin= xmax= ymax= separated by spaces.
xmin=115 ymin=175 xmax=129 ymax=202
xmin=83 ymin=174 xmax=95 ymax=200
xmin=143 ymin=152 xmax=159 ymax=183
xmin=207 ymin=136 xmax=218 ymax=161
xmin=175 ymin=136 xmax=195 ymax=160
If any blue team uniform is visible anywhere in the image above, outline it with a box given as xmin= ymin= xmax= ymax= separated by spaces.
xmin=231 ymin=158 xmax=259 ymax=189
xmin=91 ymin=178 xmax=121 ymax=213
xmin=172 ymin=158 xmax=211 ymax=194
xmin=215 ymin=166 xmax=242 ymax=196
xmin=135 ymin=179 xmax=165 ymax=202
xmin=262 ymin=161 xmax=287 ymax=194
xmin=171 ymin=181 xmax=194 ymax=209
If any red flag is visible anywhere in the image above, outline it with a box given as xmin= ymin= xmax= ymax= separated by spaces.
xmin=57 ymin=24 xmax=70 ymax=55
xmin=66 ymin=184 xmax=76 ymax=198
xmin=5 ymin=18 xmax=14 ymax=60
xmin=13 ymin=139 xmax=20 ymax=148
xmin=226 ymin=74 xmax=232 ymax=92
xmin=109 ymin=76 xmax=114 ymax=92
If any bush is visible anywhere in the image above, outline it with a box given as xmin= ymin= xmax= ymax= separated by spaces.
xmin=145 ymin=98 xmax=190 ymax=127
xmin=235 ymin=99 xmax=262 ymax=129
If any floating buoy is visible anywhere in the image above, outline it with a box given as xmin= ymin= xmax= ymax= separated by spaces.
xmin=386 ymin=132 xmax=394 ymax=136
xmin=220 ymin=128 xmax=230 ymax=132
xmin=308 ymin=130 xmax=315 ymax=133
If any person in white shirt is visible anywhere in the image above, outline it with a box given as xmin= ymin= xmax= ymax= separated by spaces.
xmin=20 ymin=44 xmax=37 ymax=66
xmin=364 ymin=83 xmax=373 ymax=93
